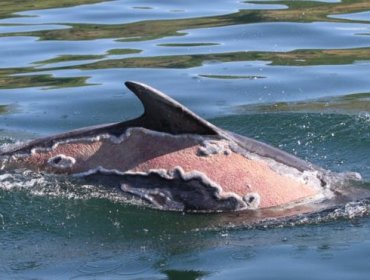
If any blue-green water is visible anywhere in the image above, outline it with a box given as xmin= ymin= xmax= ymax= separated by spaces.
xmin=0 ymin=0 xmax=370 ymax=279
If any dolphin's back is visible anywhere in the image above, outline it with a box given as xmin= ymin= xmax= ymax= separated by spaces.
xmin=0 ymin=81 xmax=332 ymax=212
xmin=1 ymin=81 xmax=317 ymax=174
xmin=227 ymin=131 xmax=318 ymax=172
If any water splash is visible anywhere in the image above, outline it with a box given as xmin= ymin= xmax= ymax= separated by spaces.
xmin=0 ymin=167 xmax=369 ymax=231
xmin=357 ymin=111 xmax=370 ymax=123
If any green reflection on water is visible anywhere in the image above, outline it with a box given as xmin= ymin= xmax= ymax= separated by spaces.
xmin=33 ymin=49 xmax=142 ymax=66
xmin=252 ymin=0 xmax=370 ymax=22
xmin=77 ymin=54 xmax=207 ymax=69
xmin=0 ymin=74 xmax=90 ymax=89
xmin=263 ymin=48 xmax=370 ymax=66
xmin=2 ymin=11 xmax=262 ymax=41
xmin=0 ymin=0 xmax=105 ymax=19
xmin=158 ymin=43 xmax=219 ymax=47
xmin=64 ymin=48 xmax=370 ymax=69
xmin=1 ymin=0 xmax=370 ymax=90
xmin=4 ymin=0 xmax=370 ymax=41
xmin=236 ymin=92 xmax=370 ymax=114
xmin=34 ymin=54 xmax=105 ymax=65
xmin=0 ymin=47 xmax=369 ymax=90
xmin=0 ymin=105 xmax=9 ymax=114
xmin=1 ymin=47 xmax=369 ymax=89
xmin=107 ymin=48 xmax=142 ymax=55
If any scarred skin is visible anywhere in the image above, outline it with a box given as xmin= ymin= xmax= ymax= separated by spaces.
xmin=4 ymin=128 xmax=322 ymax=210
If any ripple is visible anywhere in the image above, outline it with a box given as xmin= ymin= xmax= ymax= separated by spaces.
xmin=330 ymin=11 xmax=370 ymax=22
xmin=10 ymin=261 xmax=42 ymax=272
xmin=199 ymin=74 xmax=265 ymax=80
xmin=73 ymin=253 xmax=152 ymax=279
xmin=76 ymin=258 xmax=122 ymax=275
xmin=169 ymin=22 xmax=370 ymax=52
xmin=230 ymin=246 xmax=256 ymax=260
xmin=0 ymin=0 xmax=259 ymax=25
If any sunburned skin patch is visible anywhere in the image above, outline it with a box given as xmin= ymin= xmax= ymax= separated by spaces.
xmin=47 ymin=154 xmax=76 ymax=169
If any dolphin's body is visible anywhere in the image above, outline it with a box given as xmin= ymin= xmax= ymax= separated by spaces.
xmin=0 ymin=82 xmax=359 ymax=212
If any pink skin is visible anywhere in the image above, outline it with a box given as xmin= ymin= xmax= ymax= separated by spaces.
xmin=6 ymin=128 xmax=321 ymax=209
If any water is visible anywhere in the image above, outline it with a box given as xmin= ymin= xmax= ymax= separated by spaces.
xmin=0 ymin=0 xmax=370 ymax=278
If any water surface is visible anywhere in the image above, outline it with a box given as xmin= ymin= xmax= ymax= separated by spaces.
xmin=1 ymin=0 xmax=370 ymax=279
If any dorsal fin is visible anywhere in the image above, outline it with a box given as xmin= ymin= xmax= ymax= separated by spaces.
xmin=124 ymin=81 xmax=219 ymax=135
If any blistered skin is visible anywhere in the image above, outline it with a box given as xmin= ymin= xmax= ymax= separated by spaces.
xmin=4 ymin=128 xmax=323 ymax=210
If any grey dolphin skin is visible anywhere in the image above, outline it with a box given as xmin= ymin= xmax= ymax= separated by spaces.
xmin=0 ymin=81 xmax=363 ymax=212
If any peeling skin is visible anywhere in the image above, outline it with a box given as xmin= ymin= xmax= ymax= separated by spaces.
xmin=47 ymin=154 xmax=76 ymax=169
xmin=118 ymin=167 xmax=249 ymax=212
xmin=3 ymin=127 xmax=326 ymax=210
xmin=243 ymin=193 xmax=261 ymax=210
xmin=197 ymin=140 xmax=232 ymax=156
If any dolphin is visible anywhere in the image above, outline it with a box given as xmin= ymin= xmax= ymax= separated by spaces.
xmin=0 ymin=81 xmax=361 ymax=212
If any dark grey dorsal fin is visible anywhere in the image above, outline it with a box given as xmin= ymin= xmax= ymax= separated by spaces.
xmin=124 ymin=81 xmax=219 ymax=135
